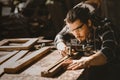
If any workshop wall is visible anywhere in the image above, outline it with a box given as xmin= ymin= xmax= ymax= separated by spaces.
xmin=0 ymin=0 xmax=119 ymax=40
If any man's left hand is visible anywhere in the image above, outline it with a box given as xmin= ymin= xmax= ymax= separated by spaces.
xmin=62 ymin=57 xmax=91 ymax=70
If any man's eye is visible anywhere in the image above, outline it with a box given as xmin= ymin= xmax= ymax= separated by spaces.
xmin=72 ymin=24 xmax=84 ymax=31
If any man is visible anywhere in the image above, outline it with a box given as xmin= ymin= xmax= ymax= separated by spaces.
xmin=54 ymin=1 xmax=120 ymax=80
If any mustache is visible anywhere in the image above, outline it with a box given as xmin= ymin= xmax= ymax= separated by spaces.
xmin=75 ymin=36 xmax=83 ymax=39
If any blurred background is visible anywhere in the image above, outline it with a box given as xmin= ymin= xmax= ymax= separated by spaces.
xmin=0 ymin=0 xmax=120 ymax=40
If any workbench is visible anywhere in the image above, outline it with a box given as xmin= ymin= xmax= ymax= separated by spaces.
xmin=0 ymin=38 xmax=85 ymax=80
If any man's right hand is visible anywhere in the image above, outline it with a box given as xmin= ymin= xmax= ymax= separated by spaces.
xmin=56 ymin=42 xmax=68 ymax=57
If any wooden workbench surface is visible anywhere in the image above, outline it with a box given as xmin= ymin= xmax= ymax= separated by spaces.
xmin=0 ymin=50 xmax=85 ymax=80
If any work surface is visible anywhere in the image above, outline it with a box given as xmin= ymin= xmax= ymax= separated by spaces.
xmin=0 ymin=50 xmax=85 ymax=80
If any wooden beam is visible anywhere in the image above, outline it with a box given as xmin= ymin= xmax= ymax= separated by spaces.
xmin=0 ymin=50 xmax=29 ymax=76
xmin=4 ymin=47 xmax=51 ymax=73
xmin=0 ymin=51 xmax=19 ymax=65
xmin=0 ymin=38 xmax=38 ymax=50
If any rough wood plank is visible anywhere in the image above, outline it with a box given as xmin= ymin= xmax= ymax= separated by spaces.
xmin=0 ymin=51 xmax=19 ymax=64
xmin=4 ymin=47 xmax=51 ymax=73
xmin=0 ymin=50 xmax=29 ymax=76
xmin=37 ymin=40 xmax=53 ymax=44
xmin=0 ymin=38 xmax=38 ymax=50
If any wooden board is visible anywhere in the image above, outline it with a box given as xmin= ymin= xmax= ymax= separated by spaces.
xmin=0 ymin=38 xmax=38 ymax=50
xmin=41 ymin=56 xmax=69 ymax=77
xmin=0 ymin=50 xmax=29 ymax=76
xmin=4 ymin=47 xmax=51 ymax=73
xmin=0 ymin=51 xmax=19 ymax=64
xmin=37 ymin=40 xmax=53 ymax=44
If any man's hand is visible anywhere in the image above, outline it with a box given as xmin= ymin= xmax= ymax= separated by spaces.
xmin=56 ymin=42 xmax=69 ymax=56
xmin=62 ymin=57 xmax=91 ymax=70
xmin=62 ymin=51 xmax=107 ymax=70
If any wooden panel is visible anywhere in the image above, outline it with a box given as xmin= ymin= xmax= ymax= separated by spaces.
xmin=0 ymin=50 xmax=29 ymax=75
xmin=4 ymin=47 xmax=51 ymax=73
xmin=0 ymin=38 xmax=38 ymax=50
xmin=0 ymin=51 xmax=19 ymax=64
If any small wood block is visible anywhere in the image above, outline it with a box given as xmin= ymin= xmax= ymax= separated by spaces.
xmin=4 ymin=47 xmax=51 ymax=73
xmin=0 ymin=50 xmax=29 ymax=75
xmin=0 ymin=38 xmax=38 ymax=50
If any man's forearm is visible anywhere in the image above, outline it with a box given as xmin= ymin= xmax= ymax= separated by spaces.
xmin=54 ymin=25 xmax=70 ymax=46
xmin=89 ymin=51 xmax=107 ymax=66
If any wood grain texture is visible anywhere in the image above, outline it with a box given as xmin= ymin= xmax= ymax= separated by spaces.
xmin=0 ymin=50 xmax=29 ymax=75
xmin=0 ymin=51 xmax=19 ymax=64
xmin=4 ymin=47 xmax=51 ymax=73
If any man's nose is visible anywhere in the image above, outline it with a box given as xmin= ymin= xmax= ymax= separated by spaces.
xmin=73 ymin=30 xmax=80 ymax=36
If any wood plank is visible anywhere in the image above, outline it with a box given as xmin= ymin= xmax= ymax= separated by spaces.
xmin=0 ymin=40 xmax=8 ymax=46
xmin=4 ymin=47 xmax=51 ymax=73
xmin=41 ymin=56 xmax=69 ymax=77
xmin=0 ymin=50 xmax=29 ymax=76
xmin=37 ymin=40 xmax=53 ymax=44
xmin=0 ymin=51 xmax=19 ymax=64
xmin=0 ymin=38 xmax=38 ymax=50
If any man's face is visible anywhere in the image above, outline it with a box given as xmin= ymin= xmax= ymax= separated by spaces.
xmin=66 ymin=19 xmax=90 ymax=42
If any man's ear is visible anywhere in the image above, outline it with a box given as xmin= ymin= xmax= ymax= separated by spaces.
xmin=88 ymin=19 xmax=92 ymax=27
